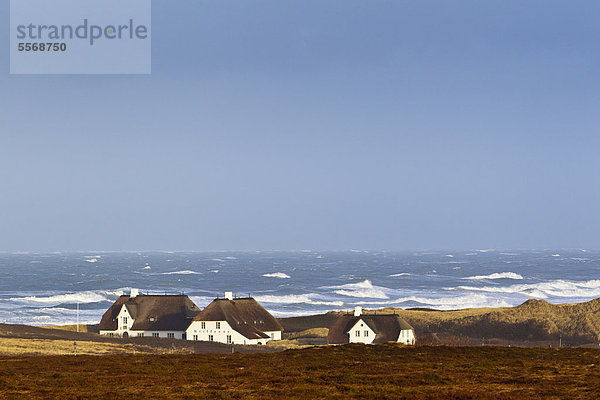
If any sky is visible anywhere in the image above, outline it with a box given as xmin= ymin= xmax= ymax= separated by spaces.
xmin=1 ymin=1 xmax=599 ymax=252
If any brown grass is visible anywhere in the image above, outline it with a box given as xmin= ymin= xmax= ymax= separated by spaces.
xmin=0 ymin=338 xmax=163 ymax=356
xmin=40 ymin=324 xmax=99 ymax=334
xmin=1 ymin=344 xmax=600 ymax=399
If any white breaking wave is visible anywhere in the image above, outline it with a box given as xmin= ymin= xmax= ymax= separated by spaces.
xmin=552 ymin=254 xmax=561 ymax=257
xmin=85 ymin=258 xmax=99 ymax=263
xmin=454 ymin=279 xmax=600 ymax=299
xmin=143 ymin=266 xmax=151 ymax=270
xmin=255 ymin=294 xmax=343 ymax=307
xmin=263 ymin=272 xmax=291 ymax=279
xmin=389 ymin=273 xmax=412 ymax=277
xmin=358 ymin=293 xmax=512 ymax=310
xmin=9 ymin=291 xmax=115 ymax=305
xmin=463 ymin=272 xmax=524 ymax=280
xmin=330 ymin=280 xmax=389 ymax=299
xmin=160 ymin=270 xmax=201 ymax=275
xmin=0 ymin=307 xmax=104 ymax=326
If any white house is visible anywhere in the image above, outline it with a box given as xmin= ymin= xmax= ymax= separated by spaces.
xmin=186 ymin=292 xmax=283 ymax=345
xmin=98 ymin=289 xmax=200 ymax=339
xmin=327 ymin=306 xmax=415 ymax=345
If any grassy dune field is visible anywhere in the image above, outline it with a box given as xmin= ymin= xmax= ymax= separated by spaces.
xmin=281 ymin=298 xmax=600 ymax=347
xmin=1 ymin=344 xmax=600 ymax=399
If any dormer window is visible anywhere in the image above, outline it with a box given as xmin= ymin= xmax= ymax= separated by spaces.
xmin=149 ymin=317 xmax=155 ymax=322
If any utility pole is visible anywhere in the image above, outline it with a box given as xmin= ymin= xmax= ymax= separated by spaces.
xmin=76 ymin=303 xmax=79 ymax=333
xmin=559 ymin=334 xmax=562 ymax=348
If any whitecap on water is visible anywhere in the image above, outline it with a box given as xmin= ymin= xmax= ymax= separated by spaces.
xmin=263 ymin=272 xmax=291 ymax=279
xmin=463 ymin=272 xmax=523 ymax=280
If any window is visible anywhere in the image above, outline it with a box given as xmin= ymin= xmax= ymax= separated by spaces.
xmin=193 ymin=335 xmax=198 ymax=341
xmin=226 ymin=335 xmax=232 ymax=344
xmin=167 ymin=333 xmax=175 ymax=339
xmin=216 ymin=322 xmax=220 ymax=329
xmin=355 ymin=330 xmax=360 ymax=337
xmin=364 ymin=331 xmax=369 ymax=337
xmin=208 ymin=335 xmax=214 ymax=342
xmin=201 ymin=322 xmax=205 ymax=329
xmin=122 ymin=317 xmax=128 ymax=324
xmin=137 ymin=333 xmax=144 ymax=337
xmin=152 ymin=333 xmax=159 ymax=338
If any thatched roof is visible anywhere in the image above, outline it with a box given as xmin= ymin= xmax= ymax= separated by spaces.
xmin=192 ymin=298 xmax=283 ymax=340
xmin=98 ymin=295 xmax=200 ymax=331
xmin=327 ymin=314 xmax=414 ymax=344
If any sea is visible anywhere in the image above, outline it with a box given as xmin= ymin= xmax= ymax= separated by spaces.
xmin=0 ymin=249 xmax=599 ymax=326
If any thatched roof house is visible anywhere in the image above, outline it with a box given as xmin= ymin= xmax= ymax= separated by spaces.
xmin=186 ymin=292 xmax=283 ymax=345
xmin=328 ymin=307 xmax=415 ymax=345
xmin=99 ymin=290 xmax=199 ymax=339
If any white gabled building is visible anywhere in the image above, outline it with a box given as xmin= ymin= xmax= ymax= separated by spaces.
xmin=98 ymin=289 xmax=200 ymax=339
xmin=328 ymin=306 xmax=416 ymax=345
xmin=186 ymin=292 xmax=283 ymax=345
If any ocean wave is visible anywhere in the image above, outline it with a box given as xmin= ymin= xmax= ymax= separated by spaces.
xmin=263 ymin=273 xmax=291 ymax=279
xmin=330 ymin=280 xmax=389 ymax=299
xmin=255 ymin=294 xmax=343 ymax=307
xmin=389 ymin=273 xmax=412 ymax=277
xmin=463 ymin=272 xmax=524 ymax=280
xmin=0 ymin=307 xmax=104 ymax=326
xmin=159 ymin=270 xmax=201 ymax=275
xmin=358 ymin=293 xmax=512 ymax=310
xmin=85 ymin=258 xmax=99 ymax=263
xmin=454 ymin=279 xmax=600 ymax=299
xmin=9 ymin=290 xmax=116 ymax=305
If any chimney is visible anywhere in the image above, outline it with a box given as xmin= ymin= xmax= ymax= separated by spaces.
xmin=225 ymin=291 xmax=233 ymax=300
xmin=354 ymin=306 xmax=362 ymax=317
xmin=130 ymin=288 xmax=139 ymax=298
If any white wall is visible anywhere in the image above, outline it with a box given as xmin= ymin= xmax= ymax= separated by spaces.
xmin=99 ymin=330 xmax=186 ymax=339
xmin=397 ymin=329 xmax=415 ymax=345
xmin=348 ymin=319 xmax=375 ymax=344
xmin=186 ymin=320 xmax=280 ymax=345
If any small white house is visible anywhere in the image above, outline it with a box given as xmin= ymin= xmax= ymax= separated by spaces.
xmin=186 ymin=292 xmax=283 ymax=345
xmin=98 ymin=289 xmax=200 ymax=339
xmin=328 ymin=306 xmax=415 ymax=345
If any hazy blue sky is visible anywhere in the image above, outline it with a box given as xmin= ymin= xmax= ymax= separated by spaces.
xmin=1 ymin=1 xmax=599 ymax=251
